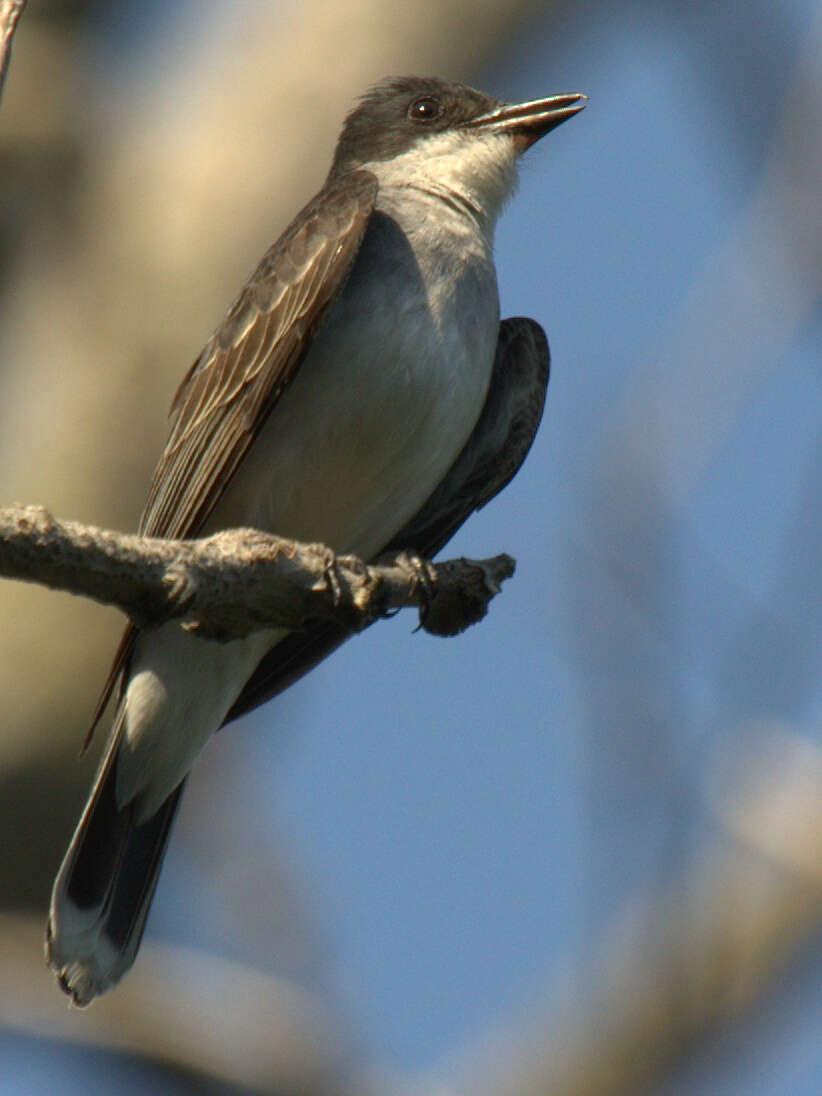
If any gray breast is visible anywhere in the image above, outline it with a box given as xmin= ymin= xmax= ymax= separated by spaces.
xmin=212 ymin=199 xmax=500 ymax=559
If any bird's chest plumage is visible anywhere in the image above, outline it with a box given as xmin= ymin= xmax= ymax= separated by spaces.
xmin=120 ymin=194 xmax=501 ymax=810
xmin=218 ymin=193 xmax=500 ymax=558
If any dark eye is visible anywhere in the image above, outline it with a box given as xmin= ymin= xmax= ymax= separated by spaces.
xmin=408 ymin=96 xmax=442 ymax=122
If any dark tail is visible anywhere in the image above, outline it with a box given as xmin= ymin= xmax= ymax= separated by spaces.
xmin=46 ymin=735 xmax=184 ymax=1006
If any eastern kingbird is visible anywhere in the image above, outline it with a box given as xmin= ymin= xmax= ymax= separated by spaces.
xmin=47 ymin=76 xmax=585 ymax=1004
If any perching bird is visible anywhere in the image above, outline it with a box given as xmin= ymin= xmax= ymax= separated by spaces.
xmin=47 ymin=75 xmax=585 ymax=1005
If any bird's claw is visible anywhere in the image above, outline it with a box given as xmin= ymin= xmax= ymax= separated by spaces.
xmin=394 ymin=551 xmax=437 ymax=630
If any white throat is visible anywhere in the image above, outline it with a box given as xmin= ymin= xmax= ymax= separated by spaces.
xmin=363 ymin=128 xmax=519 ymax=238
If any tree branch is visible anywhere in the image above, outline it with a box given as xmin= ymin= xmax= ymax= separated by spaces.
xmin=0 ymin=505 xmax=515 ymax=640
xmin=0 ymin=0 xmax=25 ymax=100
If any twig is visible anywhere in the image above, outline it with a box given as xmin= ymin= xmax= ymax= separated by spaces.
xmin=0 ymin=504 xmax=515 ymax=640
xmin=0 ymin=0 xmax=25 ymax=100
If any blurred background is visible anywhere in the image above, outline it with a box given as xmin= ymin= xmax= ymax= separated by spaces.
xmin=1 ymin=0 xmax=821 ymax=1092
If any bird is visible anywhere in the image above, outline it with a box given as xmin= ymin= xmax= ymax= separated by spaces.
xmin=46 ymin=75 xmax=585 ymax=1005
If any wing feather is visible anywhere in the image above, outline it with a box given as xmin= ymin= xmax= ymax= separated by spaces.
xmin=141 ymin=170 xmax=377 ymax=540
xmin=86 ymin=170 xmax=378 ymax=742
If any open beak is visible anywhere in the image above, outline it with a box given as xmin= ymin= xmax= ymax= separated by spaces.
xmin=464 ymin=91 xmax=587 ymax=149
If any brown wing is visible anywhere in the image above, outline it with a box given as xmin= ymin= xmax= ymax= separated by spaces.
xmin=224 ymin=316 xmax=550 ymax=724
xmin=86 ymin=170 xmax=378 ymax=742
xmin=141 ymin=169 xmax=378 ymax=539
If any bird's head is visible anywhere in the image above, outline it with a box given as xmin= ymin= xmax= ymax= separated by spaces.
xmin=330 ymin=76 xmax=585 ymax=228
